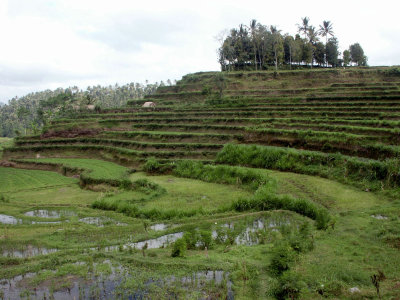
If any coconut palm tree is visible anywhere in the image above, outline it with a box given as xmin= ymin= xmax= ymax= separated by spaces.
xmin=318 ymin=20 xmax=334 ymax=45
xmin=318 ymin=21 xmax=334 ymax=67
xmin=307 ymin=26 xmax=319 ymax=68
xmin=297 ymin=17 xmax=310 ymax=39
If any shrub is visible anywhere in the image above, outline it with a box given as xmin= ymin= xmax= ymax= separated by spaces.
xmin=0 ymin=194 xmax=10 ymax=203
xmin=232 ymin=186 xmax=331 ymax=230
xmin=289 ymin=222 xmax=314 ymax=252
xmin=320 ymin=280 xmax=344 ymax=297
xmin=143 ymin=157 xmax=173 ymax=174
xmin=183 ymin=231 xmax=198 ymax=250
xmin=216 ymin=143 xmax=400 ymax=189
xmin=269 ymin=242 xmax=296 ymax=277
xmin=173 ymin=160 xmax=270 ymax=191
xmin=198 ymin=230 xmax=213 ymax=249
xmin=271 ymin=271 xmax=307 ymax=300
xmin=171 ymin=238 xmax=187 ymax=257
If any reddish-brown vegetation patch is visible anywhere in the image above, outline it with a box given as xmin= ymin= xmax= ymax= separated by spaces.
xmin=41 ymin=128 xmax=101 ymax=139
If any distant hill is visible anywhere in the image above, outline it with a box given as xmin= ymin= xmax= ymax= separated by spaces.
xmin=0 ymin=81 xmax=167 ymax=137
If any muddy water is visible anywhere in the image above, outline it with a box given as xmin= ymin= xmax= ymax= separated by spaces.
xmin=371 ymin=214 xmax=388 ymax=220
xmin=0 ymin=214 xmax=21 ymax=225
xmin=150 ymin=223 xmax=167 ymax=231
xmin=104 ymin=232 xmax=184 ymax=252
xmin=213 ymin=217 xmax=290 ymax=246
xmin=24 ymin=209 xmax=76 ymax=218
xmin=0 ymin=214 xmax=62 ymax=225
xmin=2 ymin=246 xmax=58 ymax=258
xmin=79 ymin=217 xmax=127 ymax=227
xmin=0 ymin=263 xmax=233 ymax=299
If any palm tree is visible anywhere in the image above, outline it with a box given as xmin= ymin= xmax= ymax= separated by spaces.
xmin=248 ymin=19 xmax=258 ymax=70
xmin=307 ymin=26 xmax=319 ymax=44
xmin=307 ymin=26 xmax=319 ymax=68
xmin=297 ymin=17 xmax=310 ymax=39
xmin=318 ymin=21 xmax=334 ymax=45
xmin=318 ymin=21 xmax=334 ymax=67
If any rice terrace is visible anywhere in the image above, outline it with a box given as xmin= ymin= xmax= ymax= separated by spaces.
xmin=1 ymin=10 xmax=400 ymax=300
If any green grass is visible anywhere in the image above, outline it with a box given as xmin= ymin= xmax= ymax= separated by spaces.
xmin=0 ymin=137 xmax=13 ymax=158
xmin=14 ymin=158 xmax=129 ymax=180
xmin=130 ymin=172 xmax=252 ymax=213
xmin=0 ymin=167 xmax=77 ymax=193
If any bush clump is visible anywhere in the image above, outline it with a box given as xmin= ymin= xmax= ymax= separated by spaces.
xmin=174 ymin=160 xmax=270 ymax=191
xmin=143 ymin=157 xmax=172 ymax=174
xmin=216 ymin=144 xmax=400 ymax=189
xmin=171 ymin=238 xmax=187 ymax=257
xmin=232 ymin=186 xmax=331 ymax=230
xmin=269 ymin=242 xmax=296 ymax=277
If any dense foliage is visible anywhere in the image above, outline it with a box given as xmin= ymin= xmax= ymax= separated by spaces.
xmin=217 ymin=18 xmax=367 ymax=71
xmin=0 ymin=81 xmax=168 ymax=137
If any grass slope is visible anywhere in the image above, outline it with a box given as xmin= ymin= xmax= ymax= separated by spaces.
xmin=0 ymin=167 xmax=76 ymax=193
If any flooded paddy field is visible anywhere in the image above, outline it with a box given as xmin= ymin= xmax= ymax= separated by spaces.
xmin=1 ymin=160 xmax=400 ymax=299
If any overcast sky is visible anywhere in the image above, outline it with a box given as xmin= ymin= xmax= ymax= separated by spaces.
xmin=0 ymin=0 xmax=399 ymax=104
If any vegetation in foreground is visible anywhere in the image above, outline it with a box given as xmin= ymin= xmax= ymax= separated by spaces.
xmin=0 ymin=156 xmax=399 ymax=299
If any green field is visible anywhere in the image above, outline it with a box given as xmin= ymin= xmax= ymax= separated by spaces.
xmin=0 ymin=167 xmax=77 ymax=193
xmin=20 ymin=158 xmax=130 ymax=179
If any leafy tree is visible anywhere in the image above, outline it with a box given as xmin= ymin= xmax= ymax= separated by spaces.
xmin=349 ymin=43 xmax=368 ymax=66
xmin=271 ymin=26 xmax=284 ymax=70
xmin=217 ymin=18 xmax=365 ymax=71
xmin=302 ymin=40 xmax=313 ymax=66
xmin=343 ymin=49 xmax=351 ymax=66
xmin=248 ymin=19 xmax=259 ymax=70
xmin=314 ymin=42 xmax=326 ymax=66
xmin=0 ymin=81 xmax=164 ymax=137
xmin=283 ymin=35 xmax=297 ymax=68
xmin=326 ymin=37 xmax=340 ymax=67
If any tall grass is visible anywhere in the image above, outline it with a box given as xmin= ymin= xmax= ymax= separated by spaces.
xmin=173 ymin=160 xmax=269 ymax=191
xmin=216 ymin=144 xmax=400 ymax=189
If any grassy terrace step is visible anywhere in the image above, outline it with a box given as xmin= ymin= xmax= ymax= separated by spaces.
xmin=331 ymin=82 xmax=400 ymax=87
xmin=120 ymin=123 xmax=386 ymax=145
xmin=14 ymin=158 xmax=129 ymax=180
xmin=205 ymin=100 xmax=400 ymax=107
xmin=100 ymin=131 xmax=241 ymax=143
xmin=19 ymin=128 xmax=399 ymax=159
xmin=0 ymin=166 xmax=77 ymax=192
xmin=224 ymin=89 xmax=400 ymax=97
xmin=5 ymin=145 xmax=218 ymax=160
xmin=150 ymin=88 xmax=400 ymax=99
xmin=58 ymin=117 xmax=399 ymax=138
xmin=89 ymin=110 xmax=400 ymax=119
xmin=15 ymin=138 xmax=224 ymax=151
xmin=216 ymin=143 xmax=400 ymax=189
xmin=157 ymin=81 xmax=400 ymax=93
xmin=130 ymin=123 xmax=246 ymax=133
xmin=99 ymin=116 xmax=400 ymax=130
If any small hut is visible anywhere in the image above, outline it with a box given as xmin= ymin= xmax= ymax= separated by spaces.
xmin=142 ymin=102 xmax=156 ymax=108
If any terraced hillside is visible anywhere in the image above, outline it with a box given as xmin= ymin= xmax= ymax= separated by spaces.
xmin=5 ymin=68 xmax=400 ymax=165
xmin=2 ymin=68 xmax=400 ymax=299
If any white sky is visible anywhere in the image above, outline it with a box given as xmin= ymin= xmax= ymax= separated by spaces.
xmin=0 ymin=0 xmax=399 ymax=103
